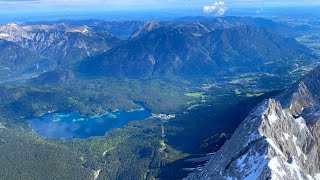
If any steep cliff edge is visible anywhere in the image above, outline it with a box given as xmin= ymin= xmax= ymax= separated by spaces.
xmin=187 ymin=66 xmax=320 ymax=180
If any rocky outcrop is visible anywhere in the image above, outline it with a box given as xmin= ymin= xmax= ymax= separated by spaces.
xmin=129 ymin=22 xmax=161 ymax=40
xmin=187 ymin=66 xmax=320 ymax=180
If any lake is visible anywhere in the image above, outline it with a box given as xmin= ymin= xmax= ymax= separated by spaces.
xmin=28 ymin=105 xmax=151 ymax=139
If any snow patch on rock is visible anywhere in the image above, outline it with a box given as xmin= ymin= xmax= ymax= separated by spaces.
xmin=268 ymin=112 xmax=278 ymax=124
xmin=295 ymin=117 xmax=307 ymax=131
xmin=269 ymin=157 xmax=286 ymax=178
xmin=283 ymin=133 xmax=290 ymax=140
xmin=93 ymin=169 xmax=101 ymax=180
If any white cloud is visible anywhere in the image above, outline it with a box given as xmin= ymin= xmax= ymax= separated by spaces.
xmin=256 ymin=8 xmax=263 ymax=13
xmin=203 ymin=1 xmax=227 ymax=16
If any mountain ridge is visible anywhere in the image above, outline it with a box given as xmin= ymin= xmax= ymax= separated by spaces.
xmin=0 ymin=22 xmax=123 ymax=67
xmin=77 ymin=25 xmax=316 ymax=79
xmin=0 ymin=38 xmax=55 ymax=80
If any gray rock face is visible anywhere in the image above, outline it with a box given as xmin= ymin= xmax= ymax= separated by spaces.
xmin=187 ymin=66 xmax=320 ymax=180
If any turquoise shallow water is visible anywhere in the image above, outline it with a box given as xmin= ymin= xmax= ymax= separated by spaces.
xmin=28 ymin=105 xmax=151 ymax=139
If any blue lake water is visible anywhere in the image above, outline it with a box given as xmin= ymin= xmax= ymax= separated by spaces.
xmin=28 ymin=106 xmax=151 ymax=139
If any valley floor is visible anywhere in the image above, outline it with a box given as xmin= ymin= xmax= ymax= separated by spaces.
xmin=0 ymin=73 xmax=302 ymax=179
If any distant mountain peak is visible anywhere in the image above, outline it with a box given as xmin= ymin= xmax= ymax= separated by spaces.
xmin=66 ymin=25 xmax=91 ymax=35
xmin=129 ymin=22 xmax=161 ymax=40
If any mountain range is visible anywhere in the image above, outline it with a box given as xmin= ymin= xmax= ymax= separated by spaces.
xmin=78 ymin=25 xmax=316 ymax=78
xmin=0 ymin=22 xmax=122 ymax=66
xmin=0 ymin=16 xmax=316 ymax=82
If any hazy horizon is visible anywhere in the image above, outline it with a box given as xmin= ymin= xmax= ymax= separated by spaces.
xmin=1 ymin=3 xmax=319 ymax=24
xmin=1 ymin=0 xmax=320 ymax=13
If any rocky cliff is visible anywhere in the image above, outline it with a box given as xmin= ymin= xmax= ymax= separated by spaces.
xmin=187 ymin=66 xmax=320 ymax=180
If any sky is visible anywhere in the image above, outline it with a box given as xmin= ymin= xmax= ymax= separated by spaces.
xmin=0 ymin=0 xmax=320 ymax=9
xmin=0 ymin=0 xmax=319 ymax=23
